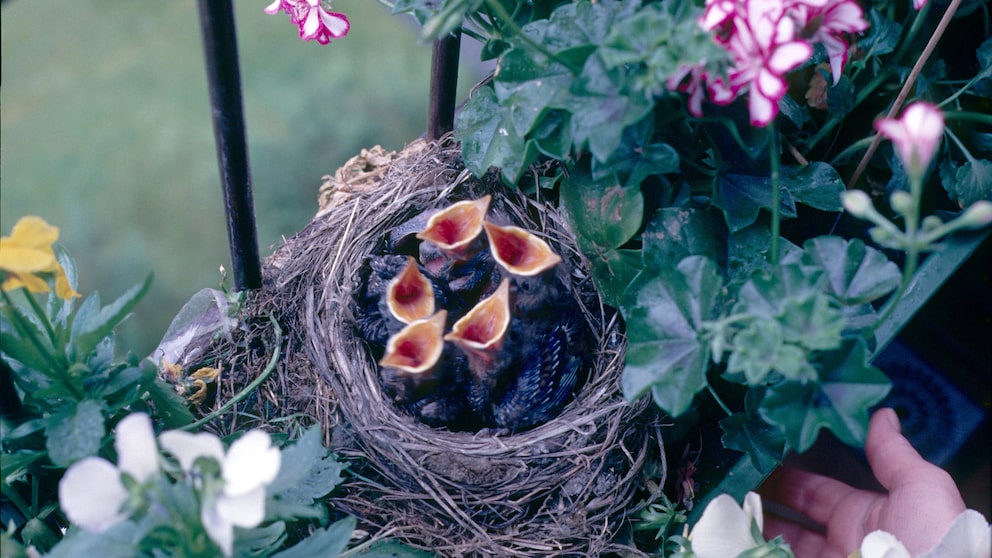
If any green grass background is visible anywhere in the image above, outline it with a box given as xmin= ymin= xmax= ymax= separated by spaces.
xmin=1 ymin=0 xmax=480 ymax=356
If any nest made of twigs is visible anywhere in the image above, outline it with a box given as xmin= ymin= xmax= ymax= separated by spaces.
xmin=175 ymin=138 xmax=660 ymax=557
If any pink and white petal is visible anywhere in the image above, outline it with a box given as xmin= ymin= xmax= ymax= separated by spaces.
xmin=709 ymin=78 xmax=738 ymax=104
xmin=115 ymin=413 xmax=159 ymax=483
xmin=749 ymin=89 xmax=778 ymax=126
xmin=223 ymin=430 xmax=281 ymax=496
xmin=263 ymin=0 xmax=284 ymax=15
xmin=159 ymin=430 xmax=225 ymax=473
xmin=913 ymin=0 xmax=928 ymax=10
xmin=300 ymin=6 xmax=321 ymax=39
xmin=319 ymin=10 xmax=350 ymax=38
xmin=825 ymin=1 xmax=868 ymax=32
xmin=820 ymin=34 xmax=848 ymax=85
xmin=59 ymin=458 xmax=128 ymax=533
xmin=756 ymin=67 xmax=786 ymax=97
xmin=767 ymin=41 xmax=812 ymax=74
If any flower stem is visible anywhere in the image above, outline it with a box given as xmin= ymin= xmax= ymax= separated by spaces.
xmin=869 ymin=173 xmax=924 ymax=336
xmin=707 ymin=384 xmax=733 ymax=417
xmin=847 ymin=0 xmax=963 ymax=189
xmin=179 ymin=314 xmax=282 ymax=431
xmin=768 ymin=126 xmax=781 ymax=265
xmin=482 ymin=0 xmax=580 ymax=73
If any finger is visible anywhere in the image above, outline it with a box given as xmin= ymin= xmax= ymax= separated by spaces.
xmin=865 ymin=408 xmax=963 ymax=497
xmin=761 ymin=467 xmax=859 ymax=525
xmin=763 ymin=516 xmax=847 ymax=558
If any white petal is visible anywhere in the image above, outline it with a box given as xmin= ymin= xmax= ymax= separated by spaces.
xmin=919 ymin=510 xmax=991 ymax=558
xmin=742 ymin=491 xmax=764 ymax=534
xmin=201 ymin=503 xmax=234 ymax=557
xmin=757 ymin=68 xmax=785 ymax=97
xmin=263 ymin=0 xmax=283 ymax=15
xmin=159 ymin=430 xmax=224 ymax=472
xmin=319 ymin=10 xmax=350 ymax=38
xmin=216 ymin=486 xmax=267 ymax=528
xmin=223 ymin=430 xmax=281 ymax=496
xmin=115 ymin=413 xmax=159 ymax=483
xmin=689 ymin=494 xmax=757 ymax=558
xmin=860 ymin=530 xmax=912 ymax=558
xmin=59 ymin=458 xmax=128 ymax=533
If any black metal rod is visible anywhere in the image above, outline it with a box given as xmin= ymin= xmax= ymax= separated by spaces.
xmin=428 ymin=31 xmax=462 ymax=140
xmin=197 ymin=0 xmax=262 ymax=290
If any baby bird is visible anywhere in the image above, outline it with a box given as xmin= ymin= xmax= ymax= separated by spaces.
xmin=482 ymin=221 xmax=564 ymax=318
xmin=417 ymin=196 xmax=498 ymax=301
xmin=379 ymin=310 xmax=448 ymax=405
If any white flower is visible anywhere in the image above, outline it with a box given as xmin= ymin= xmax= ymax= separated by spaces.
xmin=58 ymin=413 xmax=159 ymax=532
xmin=688 ymin=491 xmax=765 ymax=558
xmin=860 ymin=531 xmax=912 ymax=558
xmin=919 ymin=510 xmax=992 ymax=558
xmin=159 ymin=429 xmax=281 ymax=556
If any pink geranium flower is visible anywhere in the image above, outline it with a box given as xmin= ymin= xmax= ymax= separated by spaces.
xmin=265 ymin=0 xmax=350 ymax=45
xmin=723 ymin=0 xmax=812 ymax=126
xmin=789 ymin=0 xmax=868 ymax=84
xmin=875 ymin=102 xmax=945 ymax=178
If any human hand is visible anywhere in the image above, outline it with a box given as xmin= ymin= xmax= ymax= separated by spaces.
xmin=761 ymin=407 xmax=967 ymax=557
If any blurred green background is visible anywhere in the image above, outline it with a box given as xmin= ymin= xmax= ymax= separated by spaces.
xmin=1 ymin=0 xmax=481 ymax=356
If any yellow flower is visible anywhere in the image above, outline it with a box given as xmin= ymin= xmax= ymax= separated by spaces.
xmin=0 ymin=216 xmax=79 ymax=299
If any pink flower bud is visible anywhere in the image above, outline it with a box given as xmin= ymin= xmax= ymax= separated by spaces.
xmin=875 ymin=103 xmax=944 ymax=179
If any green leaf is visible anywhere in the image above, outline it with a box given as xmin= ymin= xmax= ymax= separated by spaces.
xmin=267 ymin=427 xmax=347 ymax=519
xmin=560 ymin=166 xmax=644 ymax=250
xmin=781 ymin=163 xmax=845 ymax=212
xmin=860 ymin=9 xmax=902 ymax=59
xmin=455 ymin=85 xmax=539 ymax=183
xmin=800 ymin=236 xmax=901 ymax=305
xmin=71 ymin=274 xmax=152 ymax=361
xmin=642 ymin=207 xmax=726 ymax=274
xmin=45 ymin=399 xmax=106 ymax=467
xmin=759 ymin=339 xmax=891 ymax=452
xmin=720 ymin=389 xmax=787 ymax=475
xmin=588 ymin=248 xmax=643 ymax=308
xmin=734 ymin=264 xmax=825 ymax=320
xmin=145 ymin=375 xmax=196 ymax=429
xmin=778 ymin=294 xmax=845 ymax=352
xmin=621 ymin=256 xmax=721 ymax=416
xmin=943 ymin=159 xmax=992 ymax=208
xmin=826 ymin=75 xmax=855 ymax=119
xmin=726 ymin=319 xmax=785 ymax=384
xmin=713 ymin=174 xmax=798 ymax=233
xmin=21 ymin=518 xmax=60 ymax=553
xmin=44 ymin=521 xmax=141 ymax=558
xmin=1 ymin=451 xmax=45 ymax=484
xmin=493 ymin=47 xmax=572 ymax=137
xmin=270 ymin=516 xmax=356 ymax=558
xmin=566 ymin=55 xmax=653 ymax=163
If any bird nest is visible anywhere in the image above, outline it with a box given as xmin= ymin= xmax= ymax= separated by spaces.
xmin=169 ymin=138 xmax=661 ymax=557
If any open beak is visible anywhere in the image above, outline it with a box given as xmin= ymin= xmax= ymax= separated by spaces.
xmin=386 ymin=257 xmax=435 ymax=323
xmin=416 ymin=195 xmax=492 ymax=260
xmin=444 ymin=278 xmax=511 ymax=368
xmin=380 ymin=310 xmax=448 ymax=374
xmin=483 ymin=222 xmax=561 ymax=276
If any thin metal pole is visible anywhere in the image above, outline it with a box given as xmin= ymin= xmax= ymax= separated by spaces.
xmin=197 ymin=0 xmax=262 ymax=290
xmin=428 ymin=32 xmax=462 ymax=140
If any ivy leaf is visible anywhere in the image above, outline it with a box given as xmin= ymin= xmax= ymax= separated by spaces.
xmin=781 ymin=163 xmax=845 ymax=212
xmin=588 ymin=248 xmax=644 ymax=308
xmin=45 ymin=399 xmax=106 ymax=467
xmin=860 ymin=9 xmax=902 ymax=59
xmin=593 ymin=119 xmax=680 ymax=187
xmin=826 ymin=75 xmax=855 ymax=119
xmin=641 ymin=207 xmax=726 ymax=273
xmin=560 ymin=166 xmax=644 ymax=250
xmin=566 ymin=55 xmax=653 ymax=163
xmin=493 ymin=47 xmax=572 ymax=137
xmin=759 ymin=339 xmax=891 ymax=452
xmin=734 ymin=264 xmax=825 ymax=320
xmin=800 ymin=236 xmax=901 ymax=305
xmin=721 ymin=389 xmax=787 ymax=475
xmin=455 ymin=85 xmax=539 ymax=183
xmin=713 ymin=174 xmax=798 ymax=232
xmin=621 ymin=256 xmax=721 ymax=416
xmin=943 ymin=159 xmax=992 ymax=208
